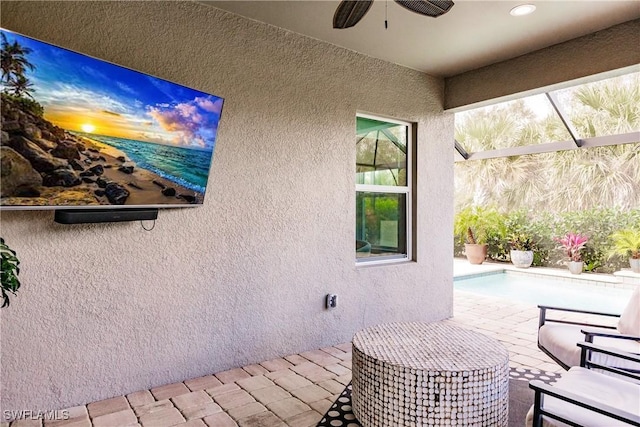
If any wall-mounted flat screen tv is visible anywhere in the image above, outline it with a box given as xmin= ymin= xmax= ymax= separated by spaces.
xmin=1 ymin=28 xmax=224 ymax=210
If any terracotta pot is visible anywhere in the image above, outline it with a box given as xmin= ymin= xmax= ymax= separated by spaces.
xmin=510 ymin=250 xmax=533 ymax=268
xmin=630 ymin=258 xmax=640 ymax=274
xmin=465 ymin=243 xmax=488 ymax=265
xmin=568 ymin=261 xmax=583 ymax=275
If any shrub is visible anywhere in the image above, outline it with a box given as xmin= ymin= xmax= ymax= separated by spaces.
xmin=453 ymin=206 xmax=507 ymax=260
xmin=495 ymin=209 xmax=546 ymax=265
xmin=609 ymin=229 xmax=640 ymax=259
xmin=554 ymin=233 xmax=588 ymax=262
xmin=1 ymin=92 xmax=44 ymax=117
xmin=509 ymin=233 xmax=535 ymax=251
xmin=1 ymin=238 xmax=21 ymax=308
xmin=453 ymin=207 xmax=640 ymax=272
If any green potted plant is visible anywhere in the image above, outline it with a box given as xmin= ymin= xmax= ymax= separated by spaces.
xmin=463 ymin=227 xmax=487 ymax=264
xmin=609 ymin=229 xmax=640 ymax=274
xmin=509 ymin=232 xmax=535 ymax=268
xmin=554 ymin=233 xmax=588 ymax=274
xmin=454 ymin=206 xmax=505 ymax=265
xmin=1 ymin=238 xmax=21 ymax=307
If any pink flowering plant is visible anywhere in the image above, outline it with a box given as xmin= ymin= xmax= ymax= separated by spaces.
xmin=554 ymin=233 xmax=589 ymax=262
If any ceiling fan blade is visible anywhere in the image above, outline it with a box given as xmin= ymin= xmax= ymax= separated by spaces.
xmin=333 ymin=0 xmax=374 ymax=29
xmin=394 ymin=0 xmax=454 ymax=17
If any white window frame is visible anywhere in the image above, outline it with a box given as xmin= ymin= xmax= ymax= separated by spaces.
xmin=356 ymin=113 xmax=413 ymax=265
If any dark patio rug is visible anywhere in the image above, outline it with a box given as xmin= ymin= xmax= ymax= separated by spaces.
xmin=317 ymin=367 xmax=561 ymax=427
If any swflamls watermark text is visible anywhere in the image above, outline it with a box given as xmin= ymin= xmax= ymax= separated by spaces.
xmin=3 ymin=409 xmax=70 ymax=421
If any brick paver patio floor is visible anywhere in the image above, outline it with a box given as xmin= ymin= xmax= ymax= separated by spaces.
xmin=5 ymin=290 xmax=580 ymax=427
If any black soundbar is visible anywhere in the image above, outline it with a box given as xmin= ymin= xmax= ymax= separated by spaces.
xmin=54 ymin=208 xmax=158 ymax=224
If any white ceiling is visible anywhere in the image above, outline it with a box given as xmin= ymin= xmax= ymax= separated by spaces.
xmin=202 ymin=0 xmax=640 ymax=77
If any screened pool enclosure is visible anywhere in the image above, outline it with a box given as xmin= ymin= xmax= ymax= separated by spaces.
xmin=454 ymin=69 xmax=639 ymax=212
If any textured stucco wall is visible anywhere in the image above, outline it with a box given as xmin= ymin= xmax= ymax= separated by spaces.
xmin=445 ymin=19 xmax=640 ymax=110
xmin=0 ymin=1 xmax=454 ymax=412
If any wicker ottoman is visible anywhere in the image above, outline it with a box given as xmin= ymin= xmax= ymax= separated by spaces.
xmin=352 ymin=321 xmax=509 ymax=426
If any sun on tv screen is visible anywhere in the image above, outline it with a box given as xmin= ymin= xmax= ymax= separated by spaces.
xmin=0 ymin=28 xmax=224 ymax=210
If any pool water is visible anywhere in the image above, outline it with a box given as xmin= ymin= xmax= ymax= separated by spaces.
xmin=454 ymin=272 xmax=632 ymax=313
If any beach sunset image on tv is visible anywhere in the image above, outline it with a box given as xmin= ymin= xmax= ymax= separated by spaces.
xmin=1 ymin=28 xmax=224 ymax=208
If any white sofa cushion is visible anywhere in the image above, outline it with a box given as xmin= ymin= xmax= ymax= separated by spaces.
xmin=618 ymin=286 xmax=640 ymax=336
xmin=526 ymin=367 xmax=640 ymax=427
xmin=538 ymin=323 xmax=640 ymax=370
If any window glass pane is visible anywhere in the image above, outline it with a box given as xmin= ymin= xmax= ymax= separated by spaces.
xmin=356 ymin=191 xmax=407 ymax=259
xmin=455 ymin=94 xmax=572 ymax=152
xmin=356 ymin=117 xmax=407 ymax=186
xmin=550 ymin=71 xmax=640 ymax=139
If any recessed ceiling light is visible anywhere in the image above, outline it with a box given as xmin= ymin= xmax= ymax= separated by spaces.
xmin=510 ymin=4 xmax=536 ymax=16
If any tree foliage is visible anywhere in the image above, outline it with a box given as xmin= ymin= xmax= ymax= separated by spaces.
xmin=455 ymin=74 xmax=640 ymax=212
xmin=1 ymin=31 xmax=36 ymax=98
xmin=1 ymin=92 xmax=44 ymax=117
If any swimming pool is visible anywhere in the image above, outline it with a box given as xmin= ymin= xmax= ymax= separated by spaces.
xmin=454 ymin=272 xmax=633 ymax=313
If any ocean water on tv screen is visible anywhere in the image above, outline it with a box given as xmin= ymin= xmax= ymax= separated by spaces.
xmin=76 ymin=133 xmax=212 ymax=194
